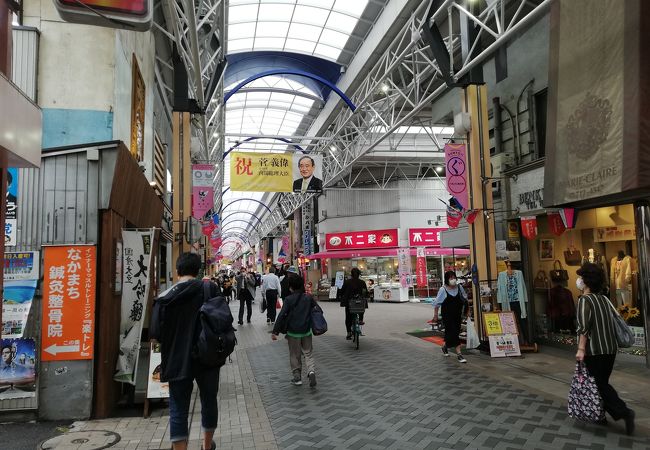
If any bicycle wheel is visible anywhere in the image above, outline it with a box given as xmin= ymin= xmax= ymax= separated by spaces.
xmin=354 ymin=314 xmax=360 ymax=350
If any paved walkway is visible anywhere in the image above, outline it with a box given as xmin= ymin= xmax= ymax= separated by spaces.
xmin=43 ymin=299 xmax=650 ymax=450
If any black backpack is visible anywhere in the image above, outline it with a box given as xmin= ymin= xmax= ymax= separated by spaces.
xmin=194 ymin=282 xmax=237 ymax=367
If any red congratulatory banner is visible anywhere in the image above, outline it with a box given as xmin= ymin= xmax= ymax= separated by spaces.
xmin=41 ymin=246 xmax=96 ymax=361
xmin=325 ymin=229 xmax=399 ymax=251
xmin=408 ymin=228 xmax=446 ymax=247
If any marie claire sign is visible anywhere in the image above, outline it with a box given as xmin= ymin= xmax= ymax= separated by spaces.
xmin=408 ymin=228 xmax=446 ymax=247
xmin=510 ymin=166 xmax=545 ymax=214
xmin=325 ymin=229 xmax=398 ymax=251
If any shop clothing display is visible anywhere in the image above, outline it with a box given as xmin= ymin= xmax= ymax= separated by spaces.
xmin=496 ymin=270 xmax=528 ymax=319
xmin=547 ymin=285 xmax=576 ymax=332
xmin=610 ymin=254 xmax=632 ymax=306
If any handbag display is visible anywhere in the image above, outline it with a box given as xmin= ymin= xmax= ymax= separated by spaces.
xmin=567 ymin=362 xmax=605 ymax=423
xmin=550 ymin=260 xmax=569 ymax=282
xmin=601 ymin=295 xmax=635 ymax=348
xmin=564 ymin=247 xmax=582 ymax=266
xmin=533 ymin=270 xmax=549 ymax=290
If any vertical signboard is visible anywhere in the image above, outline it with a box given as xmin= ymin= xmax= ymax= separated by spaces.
xmin=5 ymin=168 xmax=18 ymax=246
xmin=41 ymin=246 xmax=96 ymax=361
xmin=302 ymin=200 xmax=314 ymax=256
xmin=146 ymin=343 xmax=169 ymax=399
xmin=397 ymin=248 xmax=411 ymax=288
xmin=444 ymin=144 xmax=468 ymax=209
xmin=115 ymin=229 xmax=155 ymax=384
xmin=192 ymin=164 xmax=215 ymax=219
xmin=416 ymin=247 xmax=427 ymax=287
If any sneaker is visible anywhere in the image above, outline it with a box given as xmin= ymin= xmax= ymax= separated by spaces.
xmin=359 ymin=321 xmax=365 ymax=325
xmin=624 ymin=409 xmax=635 ymax=435
xmin=441 ymin=346 xmax=449 ymax=357
xmin=308 ymin=371 xmax=317 ymax=387
xmin=238 ymin=321 xmax=243 ymax=325
xmin=291 ymin=376 xmax=302 ymax=386
xmin=457 ymin=354 xmax=467 ymax=363
xmin=267 ymin=318 xmax=271 ymax=323
xmin=346 ymin=333 xmax=352 ymax=340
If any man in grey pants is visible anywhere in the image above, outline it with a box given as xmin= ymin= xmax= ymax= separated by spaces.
xmin=271 ymin=274 xmax=317 ymax=387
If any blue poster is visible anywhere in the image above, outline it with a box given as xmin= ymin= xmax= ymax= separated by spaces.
xmin=5 ymin=168 xmax=17 ymax=220
xmin=2 ymin=280 xmax=37 ymax=339
xmin=0 ymin=338 xmax=36 ymax=399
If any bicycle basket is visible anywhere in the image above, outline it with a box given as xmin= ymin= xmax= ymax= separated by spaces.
xmin=348 ymin=296 xmax=366 ymax=313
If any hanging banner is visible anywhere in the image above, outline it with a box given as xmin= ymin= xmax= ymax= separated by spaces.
xmin=41 ymin=246 xmax=96 ymax=361
xmin=0 ymin=337 xmax=37 ymax=399
xmin=444 ymin=144 xmax=468 ymax=210
xmin=146 ymin=342 xmax=169 ymax=399
xmin=5 ymin=168 xmax=18 ymax=247
xmin=416 ymin=247 xmax=427 ymax=287
xmin=192 ymin=164 xmax=215 ymax=219
xmin=548 ymin=212 xmax=566 ymax=236
xmin=397 ymin=248 xmax=411 ymax=288
xmin=229 ymin=152 xmax=324 ymax=193
xmin=201 ymin=221 xmax=216 ymax=236
xmin=115 ymin=230 xmax=154 ymax=384
xmin=447 ymin=206 xmax=463 ymax=229
xmin=2 ymin=280 xmax=37 ymax=339
xmin=273 ymin=236 xmax=289 ymax=264
xmin=559 ymin=208 xmax=576 ymax=229
xmin=520 ymin=216 xmax=538 ymax=240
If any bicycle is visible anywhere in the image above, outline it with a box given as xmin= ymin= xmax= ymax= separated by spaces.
xmin=348 ymin=296 xmax=366 ymax=350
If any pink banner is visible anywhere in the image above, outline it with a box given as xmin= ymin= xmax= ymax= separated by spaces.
xmin=192 ymin=164 xmax=215 ymax=219
xmin=416 ymin=247 xmax=427 ymax=287
xmin=444 ymin=144 xmax=468 ymax=210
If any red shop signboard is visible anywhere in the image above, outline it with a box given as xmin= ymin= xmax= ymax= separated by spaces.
xmin=408 ymin=228 xmax=447 ymax=247
xmin=325 ymin=229 xmax=399 ymax=251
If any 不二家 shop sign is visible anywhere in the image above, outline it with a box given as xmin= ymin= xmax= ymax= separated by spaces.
xmin=325 ymin=228 xmax=398 ymax=251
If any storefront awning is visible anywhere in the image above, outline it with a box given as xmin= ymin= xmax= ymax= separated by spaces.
xmin=307 ymin=247 xmax=470 ymax=260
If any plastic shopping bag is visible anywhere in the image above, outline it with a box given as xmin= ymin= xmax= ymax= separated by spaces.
xmin=465 ymin=317 xmax=480 ymax=349
xmin=276 ymin=298 xmax=283 ymax=309
xmin=567 ymin=362 xmax=605 ymax=423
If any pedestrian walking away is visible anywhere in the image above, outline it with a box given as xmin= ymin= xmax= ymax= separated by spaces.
xmin=149 ymin=252 xmax=224 ymax=450
xmin=272 ymin=274 xmax=317 ymax=388
xmin=339 ymin=268 xmax=368 ymax=340
xmin=574 ymin=263 xmax=635 ymax=435
xmin=238 ymin=268 xmax=256 ymax=325
xmin=262 ymin=265 xmax=281 ymax=324
xmin=433 ymin=271 xmax=468 ymax=363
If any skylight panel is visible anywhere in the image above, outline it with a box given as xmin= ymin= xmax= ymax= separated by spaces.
xmin=258 ymin=3 xmax=295 ymax=22
xmin=297 ymin=0 xmax=334 ymax=8
xmin=292 ymin=5 xmax=329 ymax=27
xmin=314 ymin=43 xmax=342 ymax=61
xmin=284 ymin=38 xmax=316 ymax=54
xmin=229 ymin=4 xmax=259 ymax=23
xmin=287 ymin=23 xmax=321 ymax=41
xmin=254 ymin=37 xmax=287 ymax=51
xmin=228 ymin=22 xmax=256 ymax=40
xmin=333 ymin=0 xmax=369 ymax=17
xmin=319 ymin=28 xmax=348 ymax=48
xmin=255 ymin=21 xmax=290 ymax=37
xmin=325 ymin=11 xmax=358 ymax=34
xmin=228 ymin=38 xmax=255 ymax=52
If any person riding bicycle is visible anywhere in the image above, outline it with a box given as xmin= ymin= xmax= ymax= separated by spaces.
xmin=340 ymin=268 xmax=368 ymax=340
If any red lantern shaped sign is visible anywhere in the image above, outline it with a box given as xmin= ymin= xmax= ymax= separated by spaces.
xmin=520 ymin=216 xmax=538 ymax=240
xmin=548 ymin=213 xmax=566 ymax=236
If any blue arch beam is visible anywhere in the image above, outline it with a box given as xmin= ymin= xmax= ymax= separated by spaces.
xmin=223 ymin=137 xmax=306 ymax=160
xmin=224 ymin=69 xmax=356 ymax=112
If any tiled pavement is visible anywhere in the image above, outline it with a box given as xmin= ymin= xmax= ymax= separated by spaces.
xmin=45 ymin=299 xmax=650 ymax=450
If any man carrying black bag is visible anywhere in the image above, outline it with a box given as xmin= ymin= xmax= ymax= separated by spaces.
xmin=150 ymin=253 xmax=230 ymax=450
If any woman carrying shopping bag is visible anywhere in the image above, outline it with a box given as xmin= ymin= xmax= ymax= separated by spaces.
xmin=574 ymin=263 xmax=635 ymax=434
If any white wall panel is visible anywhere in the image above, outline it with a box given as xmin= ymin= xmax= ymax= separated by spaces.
xmin=12 ymin=27 xmax=39 ymax=101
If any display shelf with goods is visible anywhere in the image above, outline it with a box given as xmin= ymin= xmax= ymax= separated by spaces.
xmin=524 ymin=205 xmax=646 ymax=357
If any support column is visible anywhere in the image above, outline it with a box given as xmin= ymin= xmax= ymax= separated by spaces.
xmin=172 ymin=111 xmax=192 ymax=281
xmin=463 ymin=84 xmax=497 ymax=339
xmin=633 ymin=201 xmax=650 ymax=368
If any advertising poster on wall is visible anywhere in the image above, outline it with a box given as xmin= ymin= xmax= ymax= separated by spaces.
xmin=397 ymin=248 xmax=411 ymax=288
xmin=41 ymin=246 xmax=96 ymax=361
xmin=229 ymin=152 xmax=323 ymax=193
xmin=146 ymin=343 xmax=169 ymax=399
xmin=115 ymin=229 xmax=155 ymax=385
xmin=0 ymin=338 xmax=36 ymax=400
xmin=4 ymin=251 xmax=39 ymax=281
xmin=2 ymin=280 xmax=37 ymax=339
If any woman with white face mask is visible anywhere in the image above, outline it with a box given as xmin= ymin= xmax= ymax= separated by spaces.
xmin=575 ymin=263 xmax=635 ymax=435
xmin=432 ymin=271 xmax=468 ymax=363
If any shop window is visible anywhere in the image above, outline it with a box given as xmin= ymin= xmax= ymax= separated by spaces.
xmin=534 ymin=88 xmax=547 ymax=159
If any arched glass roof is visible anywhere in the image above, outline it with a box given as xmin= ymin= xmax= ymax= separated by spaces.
xmin=228 ymin=0 xmax=370 ymax=63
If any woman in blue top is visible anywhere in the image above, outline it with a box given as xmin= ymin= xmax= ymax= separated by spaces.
xmin=432 ymin=271 xmax=468 ymax=363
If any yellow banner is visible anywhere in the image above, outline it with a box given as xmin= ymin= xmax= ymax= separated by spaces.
xmin=483 ymin=313 xmax=503 ymax=336
xmin=230 ymin=152 xmax=293 ymax=192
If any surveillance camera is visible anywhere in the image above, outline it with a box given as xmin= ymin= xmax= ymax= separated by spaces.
xmin=138 ymin=161 xmax=147 ymax=172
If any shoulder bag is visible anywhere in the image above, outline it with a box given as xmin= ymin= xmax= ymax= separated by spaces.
xmin=599 ymin=295 xmax=635 ymax=348
xmin=311 ymin=297 xmax=328 ymax=336
xmin=567 ymin=362 xmax=605 ymax=423
xmin=550 ymin=260 xmax=569 ymax=282
xmin=564 ymin=246 xmax=582 ymax=266
xmin=533 ymin=270 xmax=549 ymax=290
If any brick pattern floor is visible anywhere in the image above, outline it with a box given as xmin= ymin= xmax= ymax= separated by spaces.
xmin=44 ymin=300 xmax=650 ymax=450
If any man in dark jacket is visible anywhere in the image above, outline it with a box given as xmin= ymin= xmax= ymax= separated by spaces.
xmin=150 ymin=253 xmax=222 ymax=450
xmin=272 ymin=275 xmax=317 ymax=388
xmin=340 ymin=268 xmax=368 ymax=340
